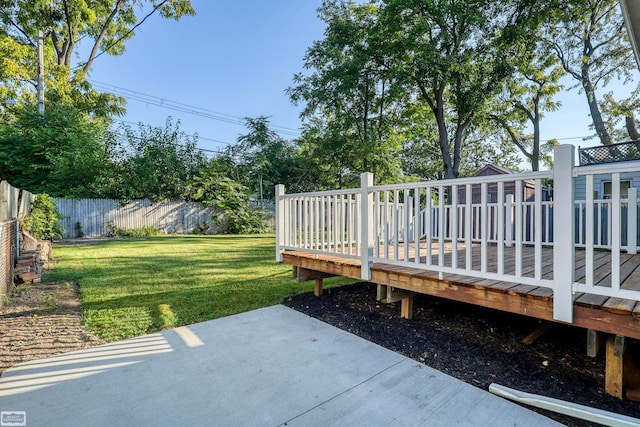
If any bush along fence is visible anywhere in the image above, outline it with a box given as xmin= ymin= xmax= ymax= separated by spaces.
xmin=55 ymin=198 xmax=220 ymax=238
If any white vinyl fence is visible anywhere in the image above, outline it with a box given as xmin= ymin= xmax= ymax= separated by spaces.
xmin=55 ymin=199 xmax=219 ymax=238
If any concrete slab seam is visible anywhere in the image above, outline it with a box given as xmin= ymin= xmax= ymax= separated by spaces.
xmin=277 ymin=358 xmax=407 ymax=427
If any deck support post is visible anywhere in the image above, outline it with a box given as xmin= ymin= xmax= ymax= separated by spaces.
xmin=275 ymin=184 xmax=286 ymax=262
xmin=628 ymin=188 xmax=637 ymax=255
xmin=400 ymin=297 xmax=414 ymax=320
xmin=314 ymin=278 xmax=323 ymax=297
xmin=603 ymin=335 xmax=640 ymax=400
xmin=360 ymin=172 xmax=374 ymax=281
xmin=587 ymin=329 xmax=604 ymax=358
xmin=606 ymin=335 xmax=626 ymax=399
xmin=552 ymin=145 xmax=575 ymax=323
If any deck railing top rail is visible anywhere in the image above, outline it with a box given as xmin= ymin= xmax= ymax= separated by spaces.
xmin=371 ymin=170 xmax=552 ymax=192
xmin=276 ymin=144 xmax=640 ymax=325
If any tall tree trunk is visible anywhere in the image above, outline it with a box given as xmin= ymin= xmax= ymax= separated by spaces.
xmin=436 ymin=108 xmax=454 ymax=179
xmin=532 ymin=104 xmax=540 ymax=172
xmin=453 ymin=120 xmax=471 ymax=179
xmin=582 ymin=66 xmax=612 ymax=145
xmin=625 ymin=116 xmax=640 ymax=141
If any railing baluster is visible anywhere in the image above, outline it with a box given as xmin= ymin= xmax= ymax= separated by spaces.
xmin=505 ymin=195 xmax=514 ymax=247
xmin=384 ymin=191 xmax=389 ymax=260
xmin=452 ymin=184 xmax=459 ymax=269
xmin=585 ymin=175 xmax=594 ymax=286
xmin=481 ymin=182 xmax=488 ymax=273
xmin=426 ymin=187 xmax=432 ymax=266
xmin=345 ymin=196 xmax=353 ymax=254
xmin=404 ymin=190 xmax=410 ymax=262
xmin=465 ymin=184 xmax=472 ymax=270
xmin=394 ymin=189 xmax=399 ymax=260
xmin=515 ymin=180 xmax=523 ymax=278
xmin=414 ymin=188 xmax=421 ymax=264
xmin=438 ymin=186 xmax=445 ymax=274
xmin=374 ymin=191 xmax=380 ymax=258
xmin=611 ymin=173 xmax=621 ymax=291
xmin=628 ymin=188 xmax=638 ymax=254
xmin=534 ymin=179 xmax=542 ymax=281
xmin=275 ymin=184 xmax=285 ymax=262
xmin=320 ymin=196 xmax=325 ymax=251
xmin=497 ymin=182 xmax=504 ymax=276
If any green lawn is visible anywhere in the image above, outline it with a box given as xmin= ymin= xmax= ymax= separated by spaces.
xmin=45 ymin=235 xmax=353 ymax=342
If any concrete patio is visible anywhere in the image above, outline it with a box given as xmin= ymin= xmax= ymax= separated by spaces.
xmin=0 ymin=305 xmax=561 ymax=426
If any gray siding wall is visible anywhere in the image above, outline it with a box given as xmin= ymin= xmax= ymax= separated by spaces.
xmin=574 ymin=172 xmax=640 ymax=200
xmin=55 ymin=199 xmax=218 ymax=238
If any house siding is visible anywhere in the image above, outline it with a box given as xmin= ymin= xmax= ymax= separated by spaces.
xmin=574 ymin=172 xmax=640 ymax=200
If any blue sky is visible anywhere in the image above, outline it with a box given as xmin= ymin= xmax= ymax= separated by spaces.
xmin=83 ymin=0 xmax=639 ymax=158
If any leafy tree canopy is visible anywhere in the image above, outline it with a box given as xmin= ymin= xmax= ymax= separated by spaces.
xmin=0 ymin=0 xmax=194 ymax=117
xmin=0 ymin=102 xmax=114 ymax=196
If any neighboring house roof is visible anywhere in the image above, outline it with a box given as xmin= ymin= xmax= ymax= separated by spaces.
xmin=472 ymin=164 xmax=517 ymax=177
xmin=620 ymin=0 xmax=640 ymax=68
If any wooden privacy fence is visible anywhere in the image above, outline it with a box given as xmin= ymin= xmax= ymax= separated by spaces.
xmin=0 ymin=180 xmax=35 ymax=221
xmin=55 ymin=199 xmax=219 ymax=238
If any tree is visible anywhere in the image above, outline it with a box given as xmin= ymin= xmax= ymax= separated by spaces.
xmin=489 ymin=46 xmax=563 ymax=171
xmin=551 ymin=0 xmax=635 ymax=145
xmin=231 ymin=117 xmax=307 ymax=201
xmin=378 ymin=0 xmax=547 ymax=179
xmin=185 ymin=162 xmax=268 ymax=234
xmin=289 ymin=1 xmax=404 ymax=186
xmin=0 ymin=103 xmax=115 ymax=196
xmin=0 ymin=0 xmax=194 ymax=72
xmin=601 ymin=87 xmax=640 ymax=141
xmin=113 ymin=117 xmax=206 ymax=202
xmin=0 ymin=0 xmax=194 ymax=117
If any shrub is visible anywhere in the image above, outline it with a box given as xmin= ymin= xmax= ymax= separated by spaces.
xmin=75 ymin=221 xmax=84 ymax=238
xmin=107 ymin=222 xmax=160 ymax=237
xmin=186 ymin=173 xmax=269 ymax=234
xmin=21 ymin=194 xmax=64 ymax=240
xmin=192 ymin=222 xmax=213 ymax=235
xmin=215 ymin=208 xmax=269 ymax=234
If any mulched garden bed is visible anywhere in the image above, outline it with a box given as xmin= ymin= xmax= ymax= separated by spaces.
xmin=283 ymin=281 xmax=640 ymax=427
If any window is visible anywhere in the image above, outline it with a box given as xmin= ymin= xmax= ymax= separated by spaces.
xmin=602 ymin=180 xmax=631 ymax=199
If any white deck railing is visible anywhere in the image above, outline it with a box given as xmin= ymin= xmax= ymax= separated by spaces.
xmin=276 ymin=145 xmax=640 ymax=323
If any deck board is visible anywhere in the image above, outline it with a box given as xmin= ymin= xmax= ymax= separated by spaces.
xmin=282 ymin=242 xmax=640 ymax=339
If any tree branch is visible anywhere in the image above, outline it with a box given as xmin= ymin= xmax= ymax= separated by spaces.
xmin=83 ymin=0 xmax=171 ymax=73
xmin=83 ymin=0 xmax=127 ymax=72
xmin=0 ymin=7 xmax=35 ymax=46
xmin=489 ymin=114 xmax=532 ymax=159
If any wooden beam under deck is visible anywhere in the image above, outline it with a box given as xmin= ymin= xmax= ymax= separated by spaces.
xmin=281 ymin=251 xmax=640 ymax=340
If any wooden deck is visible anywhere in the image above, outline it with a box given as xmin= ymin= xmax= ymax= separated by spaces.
xmin=282 ymin=244 xmax=640 ymax=340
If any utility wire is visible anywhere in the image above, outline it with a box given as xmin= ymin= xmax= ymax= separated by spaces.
xmin=112 ymin=118 xmax=235 ymax=147
xmin=89 ymin=79 xmax=302 ymax=137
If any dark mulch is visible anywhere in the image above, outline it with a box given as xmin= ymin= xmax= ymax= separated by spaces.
xmin=283 ymin=282 xmax=640 ymax=427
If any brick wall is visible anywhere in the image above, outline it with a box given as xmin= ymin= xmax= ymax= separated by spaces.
xmin=0 ymin=219 xmax=18 ymax=303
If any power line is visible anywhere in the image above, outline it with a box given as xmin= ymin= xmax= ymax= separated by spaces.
xmin=112 ymin=118 xmax=235 ymax=147
xmin=88 ymin=79 xmax=302 ymax=137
